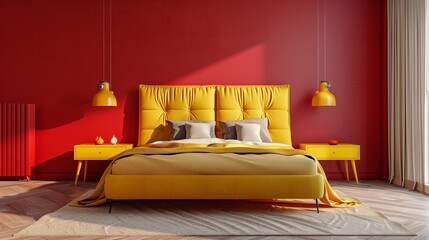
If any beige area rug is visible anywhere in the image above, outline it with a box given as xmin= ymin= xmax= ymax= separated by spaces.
xmin=15 ymin=192 xmax=413 ymax=237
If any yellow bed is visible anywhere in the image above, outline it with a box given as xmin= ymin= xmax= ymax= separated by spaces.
xmin=103 ymin=85 xmax=328 ymax=212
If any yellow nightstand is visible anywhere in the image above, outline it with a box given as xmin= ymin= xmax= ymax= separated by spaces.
xmin=74 ymin=143 xmax=133 ymax=185
xmin=299 ymin=143 xmax=361 ymax=184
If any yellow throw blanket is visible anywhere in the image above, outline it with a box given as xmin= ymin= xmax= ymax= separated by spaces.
xmin=71 ymin=143 xmax=361 ymax=207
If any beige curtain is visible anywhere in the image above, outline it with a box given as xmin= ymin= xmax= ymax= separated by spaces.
xmin=388 ymin=0 xmax=428 ymax=194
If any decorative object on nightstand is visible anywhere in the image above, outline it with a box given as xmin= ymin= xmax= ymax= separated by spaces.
xmin=73 ymin=143 xmax=133 ymax=185
xmin=110 ymin=135 xmax=118 ymax=145
xmin=299 ymin=143 xmax=360 ymax=184
xmin=94 ymin=136 xmax=104 ymax=145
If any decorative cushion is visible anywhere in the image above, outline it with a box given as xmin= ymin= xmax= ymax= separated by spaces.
xmin=185 ymin=123 xmax=212 ymax=139
xmin=218 ymin=118 xmax=272 ymax=143
xmin=166 ymin=120 xmax=216 ymax=140
xmin=235 ymin=123 xmax=263 ymax=142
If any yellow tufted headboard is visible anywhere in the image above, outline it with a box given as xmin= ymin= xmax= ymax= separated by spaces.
xmin=216 ymin=85 xmax=291 ymax=145
xmin=138 ymin=85 xmax=216 ymax=145
xmin=138 ymin=85 xmax=291 ymax=145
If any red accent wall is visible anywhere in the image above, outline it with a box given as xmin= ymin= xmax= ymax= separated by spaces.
xmin=0 ymin=0 xmax=387 ymax=180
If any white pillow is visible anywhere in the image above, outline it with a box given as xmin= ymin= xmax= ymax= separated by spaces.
xmin=235 ymin=123 xmax=263 ymax=142
xmin=185 ymin=123 xmax=212 ymax=139
xmin=219 ymin=118 xmax=272 ymax=143
xmin=166 ymin=120 xmax=216 ymax=140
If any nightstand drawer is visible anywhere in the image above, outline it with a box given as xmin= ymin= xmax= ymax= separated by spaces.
xmin=305 ymin=147 xmax=360 ymax=160
xmin=299 ymin=143 xmax=360 ymax=160
xmin=74 ymin=144 xmax=133 ymax=160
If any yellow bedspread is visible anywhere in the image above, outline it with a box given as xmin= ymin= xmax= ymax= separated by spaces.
xmin=71 ymin=143 xmax=361 ymax=207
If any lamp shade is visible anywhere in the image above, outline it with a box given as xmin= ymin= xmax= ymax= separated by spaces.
xmin=92 ymin=80 xmax=117 ymax=106
xmin=312 ymin=81 xmax=336 ymax=107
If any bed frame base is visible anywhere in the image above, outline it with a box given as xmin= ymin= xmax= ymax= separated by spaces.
xmin=105 ymin=174 xmax=324 ymax=214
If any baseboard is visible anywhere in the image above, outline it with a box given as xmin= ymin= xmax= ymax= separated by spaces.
xmin=33 ymin=173 xmax=104 ymax=181
xmin=320 ymin=172 xmax=385 ymax=180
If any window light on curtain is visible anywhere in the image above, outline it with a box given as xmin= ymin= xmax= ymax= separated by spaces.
xmin=388 ymin=0 xmax=428 ymax=194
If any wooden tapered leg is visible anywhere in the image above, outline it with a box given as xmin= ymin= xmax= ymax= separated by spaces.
xmin=83 ymin=160 xmax=88 ymax=182
xmin=74 ymin=160 xmax=83 ymax=186
xmin=344 ymin=160 xmax=350 ymax=181
xmin=351 ymin=160 xmax=359 ymax=184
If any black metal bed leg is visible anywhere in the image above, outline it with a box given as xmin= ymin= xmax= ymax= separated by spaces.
xmin=109 ymin=199 xmax=113 ymax=214
xmin=315 ymin=199 xmax=320 ymax=213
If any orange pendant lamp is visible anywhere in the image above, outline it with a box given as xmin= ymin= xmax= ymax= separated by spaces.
xmin=312 ymin=80 xmax=336 ymax=106
xmin=92 ymin=80 xmax=117 ymax=106
xmin=93 ymin=0 xmax=117 ymax=107
xmin=312 ymin=0 xmax=336 ymax=107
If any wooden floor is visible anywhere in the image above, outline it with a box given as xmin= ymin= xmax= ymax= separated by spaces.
xmin=0 ymin=180 xmax=428 ymax=240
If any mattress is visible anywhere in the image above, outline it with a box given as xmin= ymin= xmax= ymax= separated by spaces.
xmin=111 ymin=152 xmax=316 ymax=175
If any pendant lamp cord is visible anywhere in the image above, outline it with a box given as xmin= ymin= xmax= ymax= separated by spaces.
xmin=102 ymin=0 xmax=105 ymax=82
xmin=102 ymin=0 xmax=113 ymax=88
xmin=109 ymin=0 xmax=113 ymax=88
xmin=317 ymin=0 xmax=320 ymax=85
xmin=324 ymin=0 xmax=327 ymax=81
